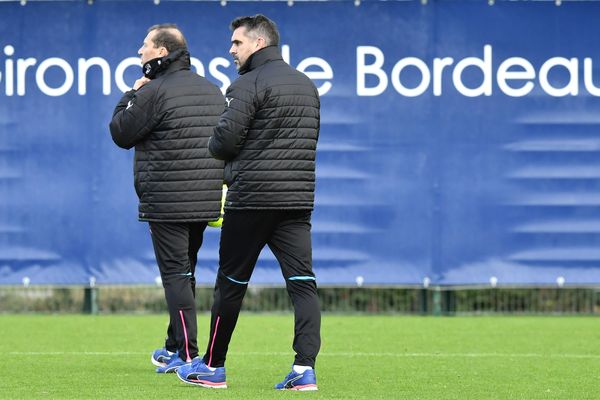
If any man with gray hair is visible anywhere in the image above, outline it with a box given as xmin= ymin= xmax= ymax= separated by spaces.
xmin=109 ymin=24 xmax=225 ymax=374
xmin=176 ymin=14 xmax=321 ymax=391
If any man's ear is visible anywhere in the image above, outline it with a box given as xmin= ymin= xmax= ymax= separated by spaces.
xmin=256 ymin=36 xmax=267 ymax=49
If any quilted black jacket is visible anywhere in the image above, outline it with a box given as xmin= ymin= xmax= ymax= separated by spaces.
xmin=208 ymin=46 xmax=320 ymax=210
xmin=110 ymin=49 xmax=225 ymax=222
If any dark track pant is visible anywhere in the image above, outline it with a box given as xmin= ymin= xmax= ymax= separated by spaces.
xmin=149 ymin=221 xmax=207 ymax=362
xmin=202 ymin=210 xmax=321 ymax=368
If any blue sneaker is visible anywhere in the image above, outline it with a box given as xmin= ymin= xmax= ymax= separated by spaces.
xmin=151 ymin=348 xmax=176 ymax=368
xmin=274 ymin=368 xmax=318 ymax=391
xmin=176 ymin=357 xmax=227 ymax=389
xmin=156 ymin=354 xmax=189 ymax=373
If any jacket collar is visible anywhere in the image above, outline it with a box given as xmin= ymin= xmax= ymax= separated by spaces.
xmin=155 ymin=49 xmax=191 ymax=77
xmin=239 ymin=46 xmax=282 ymax=75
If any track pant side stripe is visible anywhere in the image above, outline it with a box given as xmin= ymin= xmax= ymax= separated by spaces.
xmin=208 ymin=315 xmax=221 ymax=367
xmin=179 ymin=310 xmax=191 ymax=362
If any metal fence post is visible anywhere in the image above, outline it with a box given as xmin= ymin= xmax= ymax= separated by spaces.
xmin=83 ymin=277 xmax=98 ymax=314
xmin=420 ymin=288 xmax=429 ymax=314
xmin=443 ymin=288 xmax=454 ymax=315
xmin=432 ymin=286 xmax=442 ymax=316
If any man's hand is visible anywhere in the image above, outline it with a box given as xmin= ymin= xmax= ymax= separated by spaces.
xmin=133 ymin=77 xmax=151 ymax=91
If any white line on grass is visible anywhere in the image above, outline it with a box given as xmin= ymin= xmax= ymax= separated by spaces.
xmin=8 ymin=351 xmax=600 ymax=359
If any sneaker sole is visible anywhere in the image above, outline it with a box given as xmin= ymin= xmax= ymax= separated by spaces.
xmin=176 ymin=372 xmax=227 ymax=389
xmin=279 ymin=384 xmax=318 ymax=391
xmin=157 ymin=364 xmax=184 ymax=374
xmin=151 ymin=355 xmax=167 ymax=368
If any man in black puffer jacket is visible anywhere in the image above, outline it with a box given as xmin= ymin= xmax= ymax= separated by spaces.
xmin=176 ymin=15 xmax=321 ymax=391
xmin=109 ymin=24 xmax=224 ymax=373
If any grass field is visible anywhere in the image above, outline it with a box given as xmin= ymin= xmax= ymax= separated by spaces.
xmin=1 ymin=314 xmax=599 ymax=399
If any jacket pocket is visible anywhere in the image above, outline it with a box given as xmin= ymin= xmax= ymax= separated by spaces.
xmin=224 ymin=161 xmax=238 ymax=186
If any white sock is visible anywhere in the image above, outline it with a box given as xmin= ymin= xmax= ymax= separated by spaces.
xmin=206 ymin=365 xmax=216 ymax=371
xmin=293 ymin=365 xmax=313 ymax=373
xmin=167 ymin=350 xmax=175 ymax=355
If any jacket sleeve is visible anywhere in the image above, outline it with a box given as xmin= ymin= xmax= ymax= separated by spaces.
xmin=109 ymin=86 xmax=159 ymax=150
xmin=208 ymin=81 xmax=256 ymax=161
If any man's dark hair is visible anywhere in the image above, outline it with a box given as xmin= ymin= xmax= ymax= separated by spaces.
xmin=148 ymin=24 xmax=188 ymax=52
xmin=230 ymin=14 xmax=280 ymax=47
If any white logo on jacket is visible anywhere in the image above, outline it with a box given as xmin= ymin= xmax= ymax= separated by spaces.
xmin=225 ymin=97 xmax=233 ymax=107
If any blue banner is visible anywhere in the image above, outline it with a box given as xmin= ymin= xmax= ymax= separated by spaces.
xmin=1 ymin=0 xmax=600 ymax=285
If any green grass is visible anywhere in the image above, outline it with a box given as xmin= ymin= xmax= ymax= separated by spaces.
xmin=1 ymin=314 xmax=599 ymax=399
